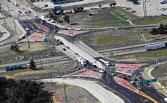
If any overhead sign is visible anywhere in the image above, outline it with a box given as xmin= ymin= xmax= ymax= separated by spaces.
xmin=140 ymin=79 xmax=157 ymax=84
xmin=44 ymin=38 xmax=48 ymax=43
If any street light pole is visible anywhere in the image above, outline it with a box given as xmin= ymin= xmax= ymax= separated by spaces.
xmin=50 ymin=69 xmax=53 ymax=85
xmin=1 ymin=4 xmax=6 ymax=24
xmin=26 ymin=36 xmax=30 ymax=48
xmin=13 ymin=20 xmax=17 ymax=35
xmin=63 ymin=81 xmax=68 ymax=103
xmin=136 ymin=82 xmax=139 ymax=93
xmin=40 ymin=56 xmax=42 ymax=69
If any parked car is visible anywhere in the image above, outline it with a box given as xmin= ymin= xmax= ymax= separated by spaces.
xmin=125 ymin=7 xmax=131 ymax=10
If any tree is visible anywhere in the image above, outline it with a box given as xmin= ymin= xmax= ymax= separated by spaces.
xmin=0 ymin=78 xmax=53 ymax=103
xmin=150 ymin=28 xmax=157 ymax=35
xmin=29 ymin=59 xmax=36 ymax=70
xmin=64 ymin=15 xmax=70 ymax=24
xmin=10 ymin=44 xmax=20 ymax=52
xmin=110 ymin=2 xmax=116 ymax=8
xmin=99 ymin=4 xmax=102 ymax=8
xmin=159 ymin=24 xmax=164 ymax=30
xmin=164 ymin=24 xmax=167 ymax=29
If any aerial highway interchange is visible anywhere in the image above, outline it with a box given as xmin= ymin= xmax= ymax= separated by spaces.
xmin=1 ymin=0 xmax=167 ymax=103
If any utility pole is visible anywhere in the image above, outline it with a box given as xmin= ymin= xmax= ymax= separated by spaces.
xmin=50 ymin=69 xmax=53 ymax=85
xmin=143 ymin=0 xmax=147 ymax=17
xmin=144 ymin=1 xmax=147 ymax=17
xmin=13 ymin=20 xmax=17 ymax=35
xmin=26 ymin=29 xmax=30 ymax=48
xmin=27 ymin=35 xmax=30 ymax=48
xmin=136 ymin=82 xmax=139 ymax=93
xmin=1 ymin=4 xmax=6 ymax=24
xmin=40 ymin=56 xmax=42 ymax=69
xmin=63 ymin=81 xmax=68 ymax=103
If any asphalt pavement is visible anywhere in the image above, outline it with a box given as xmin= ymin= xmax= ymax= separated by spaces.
xmin=102 ymin=72 xmax=163 ymax=103
xmin=41 ymin=78 xmax=125 ymax=103
xmin=0 ymin=55 xmax=67 ymax=68
xmin=132 ymin=65 xmax=167 ymax=103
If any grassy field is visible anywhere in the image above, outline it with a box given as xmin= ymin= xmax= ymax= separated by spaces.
xmin=2 ymin=69 xmax=56 ymax=79
xmin=115 ymin=49 xmax=167 ymax=61
xmin=133 ymin=15 xmax=167 ymax=25
xmin=0 ymin=32 xmax=3 ymax=38
xmin=108 ymin=14 xmax=122 ymax=21
xmin=112 ymin=7 xmax=139 ymax=20
xmin=151 ymin=63 xmax=167 ymax=87
xmin=97 ymin=34 xmax=130 ymax=45
xmin=20 ymin=42 xmax=50 ymax=52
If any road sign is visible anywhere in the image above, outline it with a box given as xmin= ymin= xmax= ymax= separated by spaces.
xmin=140 ymin=79 xmax=158 ymax=84
xmin=44 ymin=38 xmax=48 ymax=43
xmin=110 ymin=51 xmax=113 ymax=56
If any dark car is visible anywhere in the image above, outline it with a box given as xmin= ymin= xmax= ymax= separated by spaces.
xmin=131 ymin=10 xmax=136 ymax=13
xmin=18 ymin=11 xmax=22 ymax=14
xmin=28 ymin=11 xmax=31 ymax=13
xmin=125 ymin=7 xmax=131 ymax=10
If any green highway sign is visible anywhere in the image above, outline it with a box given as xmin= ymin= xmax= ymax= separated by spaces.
xmin=44 ymin=38 xmax=48 ymax=43
xmin=140 ymin=79 xmax=157 ymax=84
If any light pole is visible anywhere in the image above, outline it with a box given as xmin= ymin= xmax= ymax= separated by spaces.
xmin=25 ymin=29 xmax=30 ymax=48
xmin=13 ymin=20 xmax=17 ymax=35
xmin=40 ymin=56 xmax=42 ymax=69
xmin=1 ymin=3 xmax=6 ymax=24
xmin=50 ymin=69 xmax=53 ymax=85
xmin=136 ymin=82 xmax=139 ymax=93
xmin=143 ymin=0 xmax=147 ymax=17
xmin=63 ymin=80 xmax=68 ymax=103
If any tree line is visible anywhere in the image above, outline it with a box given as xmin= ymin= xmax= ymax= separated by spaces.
xmin=150 ymin=24 xmax=167 ymax=35
xmin=0 ymin=77 xmax=53 ymax=103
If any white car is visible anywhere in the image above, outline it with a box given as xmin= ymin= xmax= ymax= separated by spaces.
xmin=99 ymin=70 xmax=104 ymax=73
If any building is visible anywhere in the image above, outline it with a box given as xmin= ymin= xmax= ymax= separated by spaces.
xmin=51 ymin=0 xmax=84 ymax=4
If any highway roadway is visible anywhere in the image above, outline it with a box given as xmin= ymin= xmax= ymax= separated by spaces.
xmin=132 ymin=65 xmax=167 ymax=102
xmin=112 ymin=49 xmax=146 ymax=56
xmin=0 ymin=55 xmax=68 ymax=68
xmin=0 ymin=60 xmax=70 ymax=74
xmin=40 ymin=78 xmax=125 ymax=103
xmin=0 ymin=0 xmax=47 ymax=20
xmin=98 ymin=39 xmax=167 ymax=52
xmin=103 ymin=72 xmax=166 ymax=103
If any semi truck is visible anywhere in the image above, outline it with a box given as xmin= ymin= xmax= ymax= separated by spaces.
xmin=5 ymin=65 xmax=26 ymax=71
xmin=145 ymin=43 xmax=166 ymax=51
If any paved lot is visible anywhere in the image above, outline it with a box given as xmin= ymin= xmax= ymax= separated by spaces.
xmin=116 ymin=0 xmax=167 ymax=17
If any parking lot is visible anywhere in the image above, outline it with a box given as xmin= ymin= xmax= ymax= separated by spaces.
xmin=116 ymin=0 xmax=167 ymax=17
